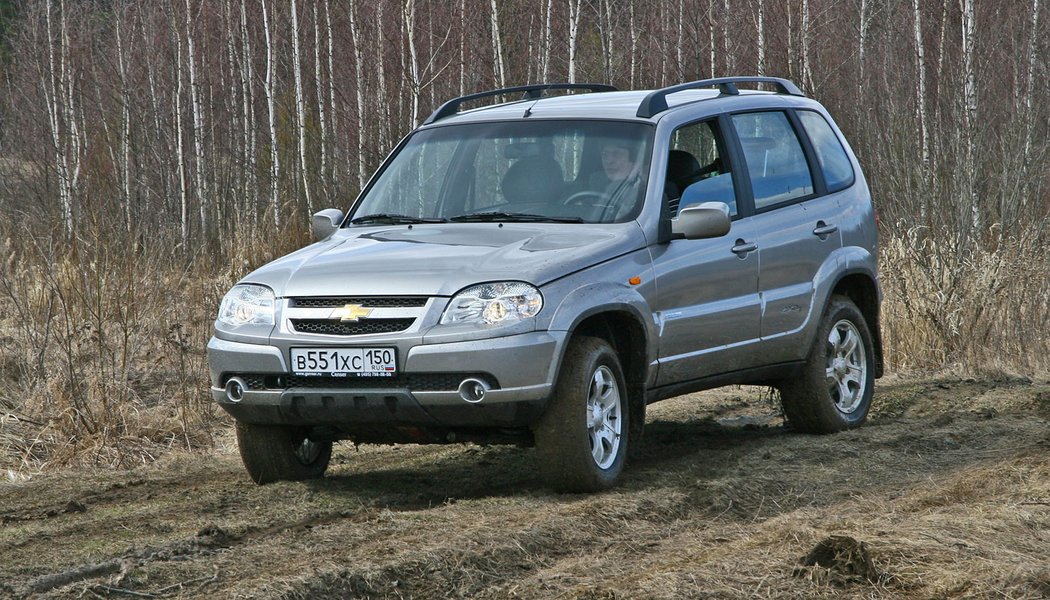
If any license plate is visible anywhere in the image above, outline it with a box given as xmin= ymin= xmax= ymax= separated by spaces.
xmin=290 ymin=347 xmax=397 ymax=377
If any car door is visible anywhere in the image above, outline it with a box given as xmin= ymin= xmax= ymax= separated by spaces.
xmin=727 ymin=109 xmax=843 ymax=364
xmin=650 ymin=117 xmax=761 ymax=385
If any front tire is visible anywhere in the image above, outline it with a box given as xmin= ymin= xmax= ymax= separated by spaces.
xmin=779 ymin=296 xmax=876 ymax=434
xmin=534 ymin=336 xmax=629 ymax=492
xmin=236 ymin=423 xmax=332 ymax=484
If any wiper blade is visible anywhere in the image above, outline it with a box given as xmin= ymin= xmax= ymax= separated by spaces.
xmin=449 ymin=211 xmax=584 ymax=223
xmin=350 ymin=213 xmax=447 ymax=224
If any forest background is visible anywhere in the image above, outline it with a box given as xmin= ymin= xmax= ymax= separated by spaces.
xmin=0 ymin=0 xmax=1046 ymax=473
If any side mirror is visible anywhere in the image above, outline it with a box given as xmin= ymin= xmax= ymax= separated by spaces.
xmin=671 ymin=202 xmax=731 ymax=240
xmin=310 ymin=208 xmax=344 ymax=241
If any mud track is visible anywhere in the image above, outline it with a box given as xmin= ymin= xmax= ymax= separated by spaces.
xmin=2 ymin=376 xmax=1050 ymax=599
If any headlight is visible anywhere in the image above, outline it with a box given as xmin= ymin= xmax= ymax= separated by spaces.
xmin=441 ymin=282 xmax=542 ymax=325
xmin=217 ymin=284 xmax=275 ymax=326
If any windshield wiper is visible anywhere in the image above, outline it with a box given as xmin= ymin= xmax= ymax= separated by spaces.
xmin=449 ymin=211 xmax=584 ymax=223
xmin=350 ymin=213 xmax=447 ymax=225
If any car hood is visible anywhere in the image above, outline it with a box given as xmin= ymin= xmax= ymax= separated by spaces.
xmin=241 ymin=223 xmax=647 ymax=297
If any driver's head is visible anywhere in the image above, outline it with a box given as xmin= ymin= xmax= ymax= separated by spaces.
xmin=601 ymin=140 xmax=637 ymax=181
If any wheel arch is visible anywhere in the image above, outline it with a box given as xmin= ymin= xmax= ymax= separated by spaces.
xmin=565 ymin=309 xmax=650 ymax=456
xmin=827 ymin=271 xmax=884 ymax=378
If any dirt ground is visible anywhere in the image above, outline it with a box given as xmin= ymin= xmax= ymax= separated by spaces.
xmin=2 ymin=375 xmax=1049 ymax=599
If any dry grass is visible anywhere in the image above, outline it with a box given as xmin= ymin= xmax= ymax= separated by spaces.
xmin=880 ymin=226 xmax=1050 ymax=376
xmin=0 ymin=216 xmax=1048 ymax=475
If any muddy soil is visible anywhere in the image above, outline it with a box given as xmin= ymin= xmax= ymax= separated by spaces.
xmin=2 ymin=376 xmax=1049 ymax=599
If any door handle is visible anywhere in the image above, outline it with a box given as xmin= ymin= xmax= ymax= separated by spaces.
xmin=813 ymin=221 xmax=838 ymax=238
xmin=731 ymin=239 xmax=758 ymax=257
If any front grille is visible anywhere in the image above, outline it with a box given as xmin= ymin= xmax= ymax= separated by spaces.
xmin=225 ymin=373 xmax=497 ymax=392
xmin=289 ymin=296 xmax=429 ymax=308
xmin=291 ymin=318 xmax=414 ymax=336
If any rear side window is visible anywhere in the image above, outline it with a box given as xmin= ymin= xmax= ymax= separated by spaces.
xmin=730 ymin=111 xmax=813 ymax=210
xmin=797 ymin=110 xmax=855 ymax=192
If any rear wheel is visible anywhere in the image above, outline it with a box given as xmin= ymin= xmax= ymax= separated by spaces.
xmin=779 ymin=296 xmax=875 ymax=433
xmin=534 ymin=336 xmax=629 ymax=492
xmin=236 ymin=422 xmax=332 ymax=484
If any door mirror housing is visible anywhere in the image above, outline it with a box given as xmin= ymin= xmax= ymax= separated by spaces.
xmin=671 ymin=202 xmax=731 ymax=240
xmin=310 ymin=208 xmax=344 ymax=241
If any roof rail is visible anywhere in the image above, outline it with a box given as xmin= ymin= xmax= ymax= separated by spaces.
xmin=422 ymin=83 xmax=618 ymax=125
xmin=636 ymin=76 xmax=804 ymax=118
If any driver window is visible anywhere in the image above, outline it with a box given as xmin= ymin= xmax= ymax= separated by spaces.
xmin=667 ymin=120 xmax=736 ymax=216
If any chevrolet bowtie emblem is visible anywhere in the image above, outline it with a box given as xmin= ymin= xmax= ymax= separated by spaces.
xmin=331 ymin=304 xmax=373 ymax=322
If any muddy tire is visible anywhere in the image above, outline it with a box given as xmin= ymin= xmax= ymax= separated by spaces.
xmin=779 ymin=295 xmax=875 ymax=434
xmin=534 ymin=336 xmax=629 ymax=493
xmin=235 ymin=422 xmax=332 ymax=484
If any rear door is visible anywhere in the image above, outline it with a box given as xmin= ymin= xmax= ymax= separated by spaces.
xmin=727 ymin=109 xmax=843 ymax=364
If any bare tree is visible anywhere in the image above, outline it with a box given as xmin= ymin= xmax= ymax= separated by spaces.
xmin=489 ymin=0 xmax=506 ymax=88
xmin=568 ymin=0 xmax=582 ymax=83
xmin=960 ymin=0 xmax=979 ymax=235
xmin=290 ymin=0 xmax=312 ymax=213
xmin=260 ymin=0 xmax=280 ymax=227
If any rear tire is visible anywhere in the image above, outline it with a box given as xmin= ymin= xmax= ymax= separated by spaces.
xmin=779 ymin=296 xmax=875 ymax=434
xmin=534 ymin=336 xmax=629 ymax=493
xmin=236 ymin=422 xmax=332 ymax=484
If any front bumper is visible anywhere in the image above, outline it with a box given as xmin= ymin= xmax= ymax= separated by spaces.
xmin=207 ymin=331 xmax=567 ymax=429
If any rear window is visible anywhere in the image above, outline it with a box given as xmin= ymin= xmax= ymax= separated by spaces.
xmin=730 ymin=111 xmax=814 ymax=210
xmin=797 ymin=110 xmax=855 ymax=192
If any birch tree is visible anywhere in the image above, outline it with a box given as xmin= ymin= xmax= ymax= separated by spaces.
xmin=184 ymin=0 xmax=208 ymax=236
xmin=489 ymin=0 xmax=506 ymax=88
xmin=260 ymin=0 xmax=280 ymax=227
xmin=290 ymin=0 xmax=312 ymax=213
xmin=568 ymin=0 xmax=582 ymax=83
xmin=114 ymin=8 xmax=132 ymax=231
xmin=960 ymin=0 xmax=979 ymax=235
xmin=913 ymin=0 xmax=929 ymax=171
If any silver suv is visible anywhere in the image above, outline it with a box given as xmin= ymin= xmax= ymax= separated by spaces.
xmin=208 ymin=77 xmax=883 ymax=492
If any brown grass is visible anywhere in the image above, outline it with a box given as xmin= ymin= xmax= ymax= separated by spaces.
xmin=0 ymin=216 xmax=1048 ymax=474
xmin=880 ymin=226 xmax=1050 ymax=376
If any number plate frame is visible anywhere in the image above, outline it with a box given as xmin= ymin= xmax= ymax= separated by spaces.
xmin=290 ymin=347 xmax=398 ymax=377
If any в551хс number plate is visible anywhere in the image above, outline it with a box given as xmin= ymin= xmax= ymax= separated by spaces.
xmin=290 ymin=347 xmax=396 ymax=377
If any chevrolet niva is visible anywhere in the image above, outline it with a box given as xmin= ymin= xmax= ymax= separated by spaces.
xmin=208 ymin=77 xmax=883 ymax=492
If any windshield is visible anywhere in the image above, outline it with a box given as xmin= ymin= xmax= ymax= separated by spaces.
xmin=351 ymin=120 xmax=654 ymax=224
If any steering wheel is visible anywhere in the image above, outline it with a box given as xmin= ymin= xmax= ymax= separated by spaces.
xmin=562 ymin=191 xmax=609 ymax=206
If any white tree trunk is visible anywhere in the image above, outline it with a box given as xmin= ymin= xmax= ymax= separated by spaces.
xmin=1021 ymin=0 xmax=1041 ymax=201
xmin=349 ymin=0 xmax=367 ymax=188
xmin=801 ymin=0 xmax=814 ymax=92
xmin=290 ymin=0 xmax=312 ymax=214
xmin=171 ymin=5 xmax=189 ymax=243
xmin=115 ymin=12 xmax=132 ymax=231
xmin=489 ymin=0 xmax=506 ymax=88
xmin=707 ymin=0 xmax=715 ymax=77
xmin=543 ymin=0 xmax=554 ymax=82
xmin=568 ymin=0 xmax=582 ymax=83
xmin=240 ymin=0 xmax=258 ymax=227
xmin=757 ymin=0 xmax=765 ymax=75
xmin=722 ymin=0 xmax=732 ymax=73
xmin=913 ymin=0 xmax=929 ymax=170
xmin=629 ymin=3 xmax=638 ymax=87
xmin=313 ymin=3 xmax=327 ymax=201
xmin=404 ymin=0 xmax=420 ymax=125
xmin=376 ymin=2 xmax=389 ymax=151
xmin=960 ymin=0 xmax=979 ymax=235
xmin=325 ymin=0 xmax=337 ymax=182
xmin=184 ymin=0 xmax=208 ymax=237
xmin=460 ymin=0 xmax=467 ymax=93
xmin=260 ymin=0 xmax=280 ymax=227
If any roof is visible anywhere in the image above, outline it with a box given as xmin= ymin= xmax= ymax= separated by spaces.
xmin=421 ymin=77 xmax=807 ymax=127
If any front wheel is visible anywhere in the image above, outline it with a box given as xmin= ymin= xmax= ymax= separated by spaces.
xmin=236 ymin=423 xmax=333 ymax=484
xmin=533 ymin=336 xmax=630 ymax=492
xmin=779 ymin=296 xmax=876 ymax=433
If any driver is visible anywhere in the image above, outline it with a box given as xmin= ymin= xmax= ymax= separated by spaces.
xmin=586 ymin=139 xmax=645 ymax=220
